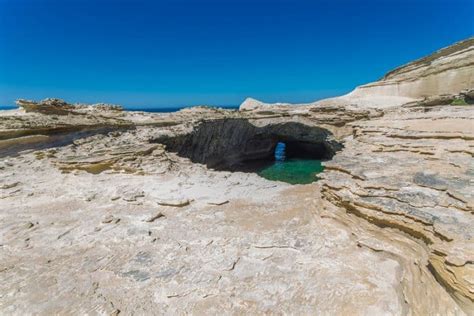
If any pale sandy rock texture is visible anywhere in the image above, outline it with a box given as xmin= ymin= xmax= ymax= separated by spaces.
xmin=239 ymin=97 xmax=295 ymax=111
xmin=349 ymin=37 xmax=474 ymax=99
xmin=0 ymin=38 xmax=473 ymax=315
xmin=241 ymin=37 xmax=474 ymax=110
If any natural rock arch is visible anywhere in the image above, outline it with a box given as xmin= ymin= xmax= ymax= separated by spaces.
xmin=153 ymin=118 xmax=342 ymax=170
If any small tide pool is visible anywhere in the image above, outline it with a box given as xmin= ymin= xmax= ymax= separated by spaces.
xmin=256 ymin=142 xmax=325 ymax=184
xmin=257 ymin=158 xmax=324 ymax=184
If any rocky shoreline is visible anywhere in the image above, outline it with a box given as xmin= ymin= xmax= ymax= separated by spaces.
xmin=0 ymin=39 xmax=473 ymax=314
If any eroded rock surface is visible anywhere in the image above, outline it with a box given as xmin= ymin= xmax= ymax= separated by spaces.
xmin=351 ymin=38 xmax=474 ymax=99
xmin=0 ymin=38 xmax=473 ymax=314
xmin=320 ymin=103 xmax=474 ymax=313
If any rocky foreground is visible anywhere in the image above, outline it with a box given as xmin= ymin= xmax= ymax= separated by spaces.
xmin=0 ymin=39 xmax=473 ymax=315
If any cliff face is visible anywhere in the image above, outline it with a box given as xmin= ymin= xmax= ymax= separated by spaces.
xmin=241 ymin=38 xmax=474 ymax=110
xmin=348 ymin=37 xmax=474 ymax=99
xmin=320 ymin=104 xmax=474 ymax=312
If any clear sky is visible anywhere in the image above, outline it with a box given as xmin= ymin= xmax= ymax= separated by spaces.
xmin=0 ymin=0 xmax=472 ymax=108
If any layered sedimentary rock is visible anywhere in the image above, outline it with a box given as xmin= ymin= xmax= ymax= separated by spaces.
xmin=1 ymin=99 xmax=130 ymax=142
xmin=0 ymin=38 xmax=473 ymax=314
xmin=17 ymin=98 xmax=76 ymax=115
xmin=349 ymin=37 xmax=474 ymax=99
xmin=154 ymin=118 xmax=343 ymax=169
xmin=240 ymin=37 xmax=474 ymax=110
xmin=320 ymin=103 xmax=474 ymax=312
xmin=239 ymin=97 xmax=295 ymax=111
xmin=17 ymin=98 xmax=124 ymax=114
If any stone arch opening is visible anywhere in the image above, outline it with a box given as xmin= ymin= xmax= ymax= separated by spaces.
xmin=153 ymin=118 xmax=342 ymax=176
xmin=274 ymin=142 xmax=286 ymax=161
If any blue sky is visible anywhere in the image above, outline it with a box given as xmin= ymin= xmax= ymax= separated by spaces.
xmin=0 ymin=0 xmax=472 ymax=108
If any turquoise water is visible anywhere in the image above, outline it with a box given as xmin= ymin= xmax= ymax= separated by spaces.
xmin=257 ymin=158 xmax=325 ymax=184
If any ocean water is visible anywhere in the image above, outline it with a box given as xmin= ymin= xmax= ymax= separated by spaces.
xmin=0 ymin=105 xmax=239 ymax=112
xmin=0 ymin=105 xmax=16 ymax=110
xmin=129 ymin=105 xmax=239 ymax=112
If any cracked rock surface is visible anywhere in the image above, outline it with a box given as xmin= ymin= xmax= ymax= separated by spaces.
xmin=320 ymin=103 xmax=474 ymax=311
xmin=0 ymin=38 xmax=473 ymax=314
xmin=0 ymin=138 xmax=416 ymax=314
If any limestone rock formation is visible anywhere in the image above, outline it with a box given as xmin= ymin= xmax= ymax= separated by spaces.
xmin=334 ymin=37 xmax=474 ymax=108
xmin=239 ymin=97 xmax=265 ymax=110
xmin=16 ymin=98 xmax=124 ymax=115
xmin=154 ymin=118 xmax=343 ymax=169
xmin=240 ymin=37 xmax=474 ymax=111
xmin=0 ymin=38 xmax=473 ymax=314
xmin=320 ymin=103 xmax=474 ymax=312
xmin=239 ymin=97 xmax=294 ymax=111
xmin=350 ymin=37 xmax=474 ymax=99
xmin=17 ymin=98 xmax=75 ymax=115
